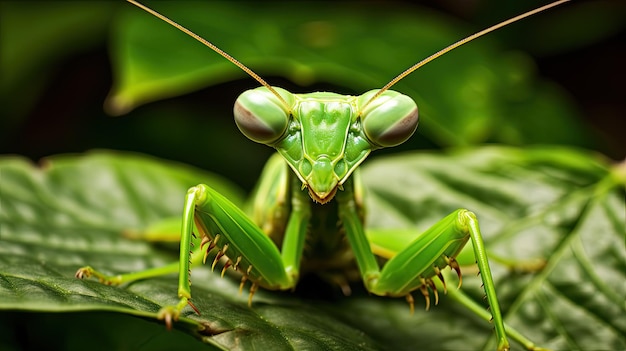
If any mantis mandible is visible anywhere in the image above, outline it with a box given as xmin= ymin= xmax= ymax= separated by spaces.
xmin=76 ymin=1 xmax=571 ymax=350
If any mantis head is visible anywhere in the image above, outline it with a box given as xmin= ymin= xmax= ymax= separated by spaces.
xmin=234 ymin=87 xmax=418 ymax=203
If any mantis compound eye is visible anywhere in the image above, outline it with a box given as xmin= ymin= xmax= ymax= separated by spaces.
xmin=359 ymin=90 xmax=419 ymax=148
xmin=234 ymin=87 xmax=294 ymax=144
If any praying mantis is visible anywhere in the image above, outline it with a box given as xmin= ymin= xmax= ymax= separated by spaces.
xmin=75 ymin=1 xmax=572 ymax=350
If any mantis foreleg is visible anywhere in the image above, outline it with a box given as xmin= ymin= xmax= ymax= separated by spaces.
xmin=77 ymin=163 xmax=311 ymax=327
xmin=337 ymin=184 xmax=509 ymax=351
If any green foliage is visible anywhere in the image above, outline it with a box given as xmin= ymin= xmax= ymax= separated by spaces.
xmin=108 ymin=2 xmax=590 ymax=148
xmin=1 ymin=149 xmax=624 ymax=350
xmin=1 ymin=1 xmax=625 ymax=351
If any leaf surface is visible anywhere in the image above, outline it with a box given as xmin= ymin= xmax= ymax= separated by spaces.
xmin=1 ymin=148 xmax=623 ymax=350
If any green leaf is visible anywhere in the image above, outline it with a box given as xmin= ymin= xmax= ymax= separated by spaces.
xmin=1 ymin=148 xmax=623 ymax=350
xmin=362 ymin=146 xmax=626 ymax=350
xmin=106 ymin=1 xmax=591 ymax=148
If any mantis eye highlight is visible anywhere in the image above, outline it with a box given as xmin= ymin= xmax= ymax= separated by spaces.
xmin=359 ymin=90 xmax=419 ymax=148
xmin=234 ymin=87 xmax=293 ymax=144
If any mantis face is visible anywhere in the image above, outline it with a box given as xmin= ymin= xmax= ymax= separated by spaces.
xmin=234 ymin=87 xmax=418 ymax=203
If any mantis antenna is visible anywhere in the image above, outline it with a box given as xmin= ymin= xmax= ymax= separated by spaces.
xmin=126 ymin=0 xmax=291 ymax=111
xmin=363 ymin=0 xmax=571 ymax=109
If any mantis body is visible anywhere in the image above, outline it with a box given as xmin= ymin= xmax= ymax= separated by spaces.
xmin=76 ymin=1 xmax=571 ymax=350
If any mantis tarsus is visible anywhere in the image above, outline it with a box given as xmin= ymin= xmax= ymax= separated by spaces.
xmin=76 ymin=1 xmax=571 ymax=350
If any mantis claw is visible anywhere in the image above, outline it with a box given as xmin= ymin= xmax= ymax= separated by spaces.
xmin=232 ymin=256 xmax=242 ymax=271
xmin=157 ymin=305 xmax=180 ymax=331
xmin=434 ymin=266 xmax=447 ymax=294
xmin=405 ymin=293 xmax=415 ymax=314
xmin=157 ymin=297 xmax=196 ymax=330
xmin=221 ymin=260 xmax=233 ymax=277
xmin=211 ymin=243 xmax=228 ymax=271
xmin=426 ymin=278 xmax=438 ymax=306
xmin=446 ymin=256 xmax=462 ymax=289
xmin=201 ymin=233 xmax=229 ymax=269
xmin=414 ymin=278 xmax=439 ymax=311
xmin=419 ymin=283 xmax=430 ymax=311
xmin=248 ymin=283 xmax=258 ymax=307
xmin=74 ymin=266 xmax=122 ymax=285
xmin=239 ymin=275 xmax=248 ymax=294
xmin=164 ymin=313 xmax=173 ymax=330
xmin=74 ymin=266 xmax=92 ymax=279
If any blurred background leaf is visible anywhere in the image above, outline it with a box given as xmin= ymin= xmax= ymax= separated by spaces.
xmin=106 ymin=1 xmax=592 ymax=148
xmin=1 ymin=1 xmax=625 ymax=350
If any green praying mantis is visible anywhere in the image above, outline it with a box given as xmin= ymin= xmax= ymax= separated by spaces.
xmin=76 ymin=1 xmax=572 ymax=350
